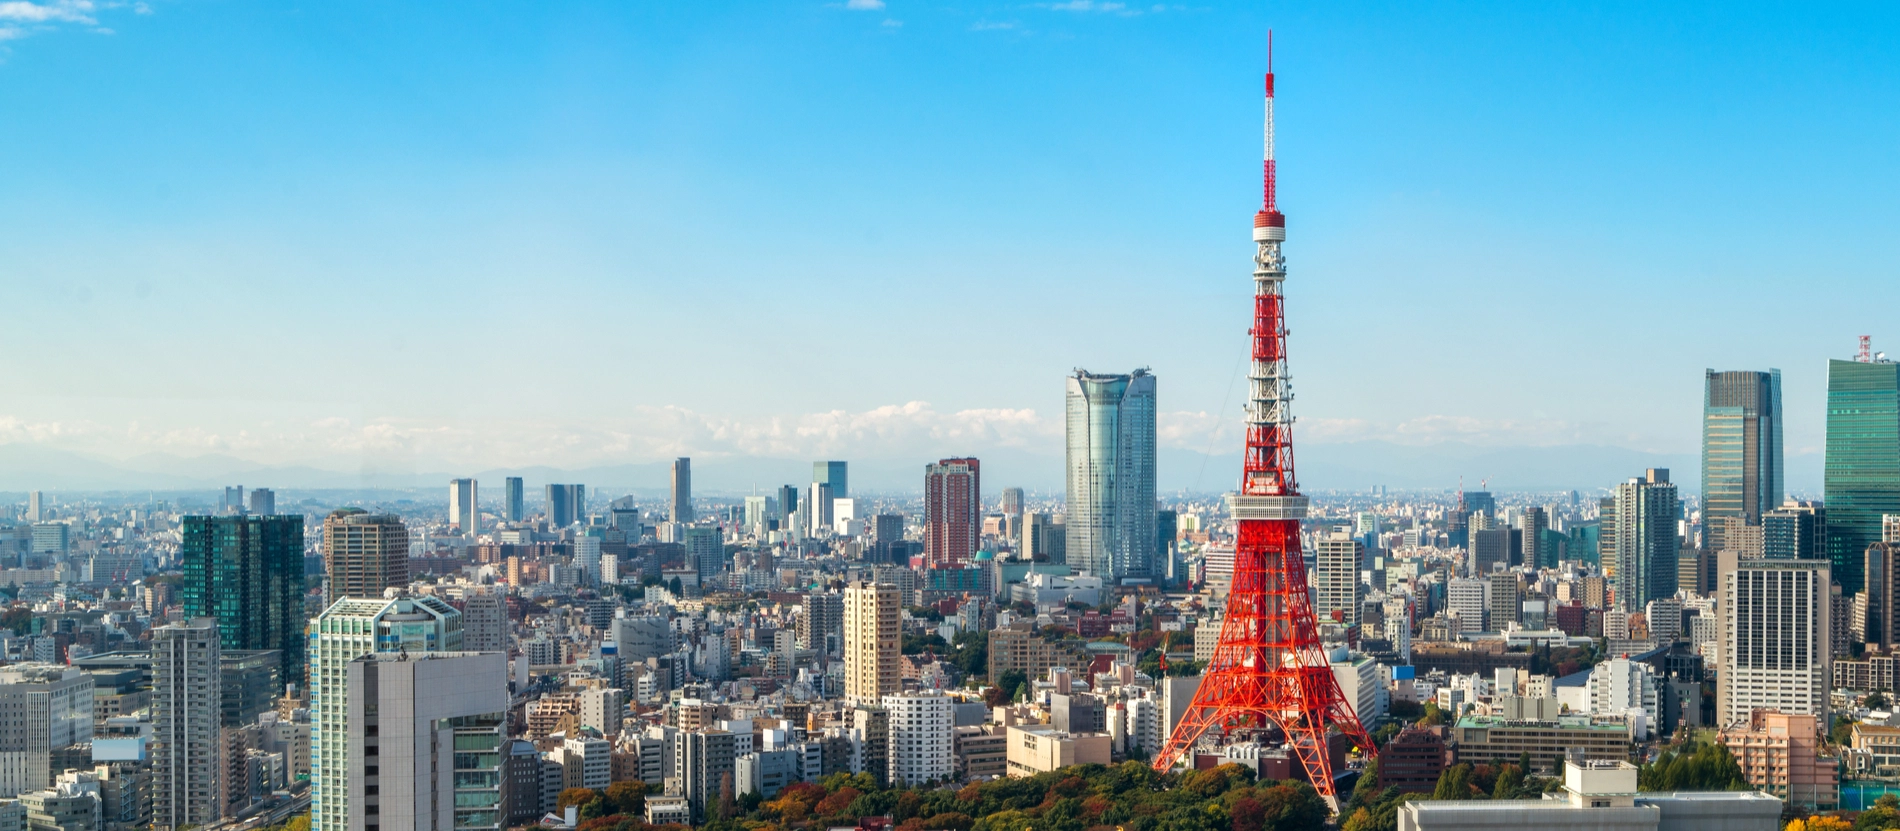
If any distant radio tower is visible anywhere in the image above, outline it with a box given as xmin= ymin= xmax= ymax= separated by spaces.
xmin=1151 ymin=33 xmax=1377 ymax=810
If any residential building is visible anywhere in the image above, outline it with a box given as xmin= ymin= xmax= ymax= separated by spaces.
xmin=1004 ymin=725 xmax=1111 ymax=777
xmin=674 ymin=730 xmax=736 ymax=823
xmin=1489 ymin=572 xmax=1518 ymax=630
xmin=1826 ymin=357 xmax=1900 ymax=594
xmin=1763 ymin=501 xmax=1826 ymax=561
xmin=579 ymin=688 xmax=624 ymax=738
xmin=1719 ymin=559 xmax=1830 ymax=728
xmin=1587 ymin=657 xmax=1661 ymax=732
xmin=923 ymin=458 xmax=981 ymax=568
xmin=986 ymin=624 xmax=1088 ymax=683
xmin=844 ymin=582 xmax=900 ymax=706
xmin=796 ymin=593 xmax=844 ymax=656
xmin=1065 ymin=368 xmax=1158 ymax=584
xmin=156 ymin=620 xmax=225 ymax=830
xmin=882 ymin=691 xmax=952 ymax=786
xmin=461 ymin=593 xmax=509 ymax=654
xmin=321 ymin=509 xmax=408 ymax=603
xmin=345 ymin=652 xmax=508 ymax=831
xmin=1703 ymin=370 xmax=1784 ymax=553
xmin=1446 ymin=578 xmax=1488 ymax=634
xmin=1378 ymin=727 xmax=1447 ymax=794
xmin=181 ymin=514 xmax=307 ymax=681
xmin=1313 ymin=534 xmax=1362 ymax=628
xmin=1717 ymin=709 xmax=1838 ymax=810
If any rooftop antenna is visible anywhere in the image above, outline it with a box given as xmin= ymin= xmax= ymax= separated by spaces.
xmin=1861 ymin=335 xmax=1873 ymax=363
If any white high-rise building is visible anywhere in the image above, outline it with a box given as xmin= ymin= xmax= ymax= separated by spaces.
xmin=882 ymin=690 xmax=953 ymax=786
xmin=1446 ymin=577 xmax=1490 ymax=634
xmin=26 ymin=491 xmax=42 ymax=522
xmin=1587 ymin=656 xmax=1661 ymax=732
xmin=1720 ymin=559 xmax=1830 ymax=728
xmin=450 ymin=478 xmax=479 ymax=537
xmin=0 ymin=663 xmax=93 ymax=797
xmin=575 ymin=537 xmax=602 ymax=584
xmin=153 ymin=618 xmax=222 ymax=830
xmin=1065 ymin=369 xmax=1158 ymax=584
xmin=345 ymin=652 xmax=507 ymax=831
xmin=461 ymin=593 xmax=509 ymax=654
xmin=311 ymin=595 xmax=464 ymax=831
xmin=1314 ymin=533 xmax=1364 ymax=628
xmin=844 ymin=582 xmax=899 ymax=706
xmin=580 ymin=687 xmax=625 ymax=738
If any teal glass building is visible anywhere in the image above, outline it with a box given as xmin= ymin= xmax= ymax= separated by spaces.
xmin=1825 ymin=358 xmax=1900 ymax=594
xmin=180 ymin=514 xmax=307 ymax=683
xmin=1702 ymin=369 xmax=1783 ymax=552
xmin=1065 ymin=368 xmax=1158 ymax=583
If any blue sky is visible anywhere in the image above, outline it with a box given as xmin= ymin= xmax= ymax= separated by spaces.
xmin=1 ymin=1 xmax=1897 ymax=492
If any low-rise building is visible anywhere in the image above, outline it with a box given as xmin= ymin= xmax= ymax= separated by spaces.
xmin=1378 ymin=727 xmax=1448 ymax=794
xmin=1446 ymin=715 xmax=1633 ymax=774
xmin=645 ymin=796 xmax=691 ymax=826
xmin=1003 ymin=725 xmax=1111 ymax=777
xmin=1716 ymin=709 xmax=1839 ymax=811
xmin=953 ymin=725 xmax=1007 ymax=782
xmin=1851 ymin=722 xmax=1900 ymax=778
xmin=1396 ymin=760 xmax=1780 ymax=831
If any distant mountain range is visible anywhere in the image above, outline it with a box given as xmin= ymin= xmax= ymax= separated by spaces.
xmin=0 ymin=439 xmax=1814 ymax=499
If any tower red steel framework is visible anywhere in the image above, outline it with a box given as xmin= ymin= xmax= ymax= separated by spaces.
xmin=1151 ymin=37 xmax=1378 ymax=804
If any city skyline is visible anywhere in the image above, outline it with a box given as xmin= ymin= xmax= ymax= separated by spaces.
xmin=5 ymin=3 xmax=1900 ymax=492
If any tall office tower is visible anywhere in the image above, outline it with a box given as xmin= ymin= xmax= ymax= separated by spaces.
xmin=1157 ymin=509 xmax=1180 ymax=586
xmin=1021 ymin=512 xmax=1066 ymax=563
xmin=1764 ymin=502 xmax=1827 ymax=560
xmin=775 ymin=485 xmax=798 ymax=533
xmin=153 ymin=618 xmax=222 ymax=831
xmin=1000 ymin=487 xmax=1024 ymax=518
xmin=26 ymin=491 xmax=42 ymax=522
xmin=1827 ymin=356 xmax=1900 ymax=594
xmin=310 ymin=595 xmax=464 ymax=831
xmin=683 ymin=527 xmax=724 ymax=578
xmin=575 ymin=536 xmax=602 ymax=584
xmin=248 ymin=488 xmax=276 ymax=517
xmin=881 ymin=690 xmax=953 ymax=786
xmin=813 ymin=461 xmax=848 ymax=501
xmin=1719 ymin=559 xmax=1830 ymax=727
xmin=671 ymin=458 xmax=694 ymax=523
xmin=870 ymin=514 xmax=904 ymax=563
xmin=1860 ymin=542 xmax=1900 ymax=650
xmin=1469 ymin=527 xmax=1511 ymax=576
xmin=1462 ymin=491 xmax=1497 ymax=518
xmin=504 ymin=477 xmax=525 ymax=523
xmin=1703 ymin=369 xmax=1784 ymax=553
xmin=1313 ymin=534 xmax=1364 ymax=628
xmin=223 ymin=486 xmax=245 ymax=514
xmin=1065 ymin=368 xmax=1159 ymax=584
xmin=345 ymin=652 xmax=506 ymax=831
xmin=1519 ymin=507 xmax=1548 ymax=568
xmin=545 ymin=484 xmax=585 ymax=528
xmin=843 ymin=581 xmax=899 ymax=705
xmin=1611 ymin=469 xmax=1679 ymax=611
xmin=797 ymin=593 xmax=845 ymax=655
xmin=674 ymin=730 xmax=736 ymax=823
xmin=321 ymin=509 xmax=409 ymax=602
xmin=743 ymin=496 xmax=769 ymax=535
xmin=923 ymin=458 xmax=981 ymax=567
xmin=0 ymin=664 xmax=93 ymax=797
xmin=450 ymin=478 xmax=479 ymax=536
xmin=181 ymin=514 xmax=307 ymax=682
xmin=461 ymin=593 xmax=510 ymax=654
xmin=807 ymin=483 xmax=835 ymax=537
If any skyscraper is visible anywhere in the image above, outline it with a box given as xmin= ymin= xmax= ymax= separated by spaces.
xmin=248 ymin=488 xmax=276 ymax=517
xmin=1064 ymin=368 xmax=1158 ymax=584
xmin=1825 ymin=357 xmax=1900 ymax=594
xmin=504 ymin=476 xmax=525 ymax=523
xmin=26 ymin=491 xmax=42 ymax=522
xmin=461 ymin=592 xmax=509 ymax=654
xmin=1719 ymin=559 xmax=1829 ymax=727
xmin=1859 ymin=542 xmax=1899 ymax=650
xmin=843 ymin=581 xmax=899 ymax=706
xmin=1313 ymin=534 xmax=1363 ymax=629
xmin=1703 ymin=369 xmax=1784 ymax=553
xmin=923 ymin=458 xmax=980 ymax=567
xmin=813 ymin=461 xmax=848 ymax=500
xmin=321 ymin=509 xmax=408 ymax=603
xmin=153 ymin=618 xmax=222 ymax=831
xmin=1000 ymin=487 xmax=1024 ymax=518
xmin=1519 ymin=507 xmax=1548 ymax=568
xmin=545 ymin=484 xmax=585 ymax=528
xmin=0 ymin=664 xmax=94 ymax=797
xmin=181 ymin=514 xmax=307 ymax=682
xmin=345 ymin=652 xmax=507 ymax=831
xmin=807 ymin=482 xmax=834 ymax=537
xmin=1764 ymin=501 xmax=1827 ymax=561
xmin=223 ymin=486 xmax=245 ymax=514
xmin=671 ymin=458 xmax=694 ymax=523
xmin=776 ymin=484 xmax=798 ymax=533
xmin=683 ymin=527 xmax=724 ymax=578
xmin=310 ymin=595 xmax=464 ymax=831
xmin=1612 ymin=469 xmax=1679 ymax=611
xmin=450 ymin=478 xmax=479 ymax=536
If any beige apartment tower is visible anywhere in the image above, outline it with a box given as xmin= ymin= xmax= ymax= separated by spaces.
xmin=323 ymin=509 xmax=409 ymax=601
xmin=843 ymin=581 xmax=900 ymax=705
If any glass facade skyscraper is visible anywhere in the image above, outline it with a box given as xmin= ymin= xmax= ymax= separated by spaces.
xmin=180 ymin=514 xmax=307 ymax=683
xmin=1611 ymin=468 xmax=1678 ymax=611
xmin=1825 ymin=358 xmax=1900 ymax=594
xmin=1064 ymin=368 xmax=1157 ymax=584
xmin=1702 ymin=369 xmax=1784 ymax=553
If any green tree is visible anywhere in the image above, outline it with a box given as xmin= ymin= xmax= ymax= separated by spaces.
xmin=1431 ymin=764 xmax=1472 ymax=800
xmin=1491 ymin=764 xmax=1525 ymax=800
xmin=557 ymin=788 xmax=600 ymax=810
xmin=1870 ymin=690 xmax=1891 ymax=710
xmin=1637 ymin=740 xmax=1746 ymax=792
xmin=604 ymin=781 xmax=647 ymax=816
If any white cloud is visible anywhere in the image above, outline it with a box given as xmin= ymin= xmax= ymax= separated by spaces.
xmin=844 ymin=0 xmax=884 ymax=9
xmin=1047 ymin=0 xmax=1126 ymax=11
xmin=0 ymin=0 xmax=95 ymax=24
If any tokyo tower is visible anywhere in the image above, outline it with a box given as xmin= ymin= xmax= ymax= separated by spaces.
xmin=1151 ymin=37 xmax=1377 ymax=808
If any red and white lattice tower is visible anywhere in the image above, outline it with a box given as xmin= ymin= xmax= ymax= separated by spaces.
xmin=1152 ymin=36 xmax=1377 ymax=809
